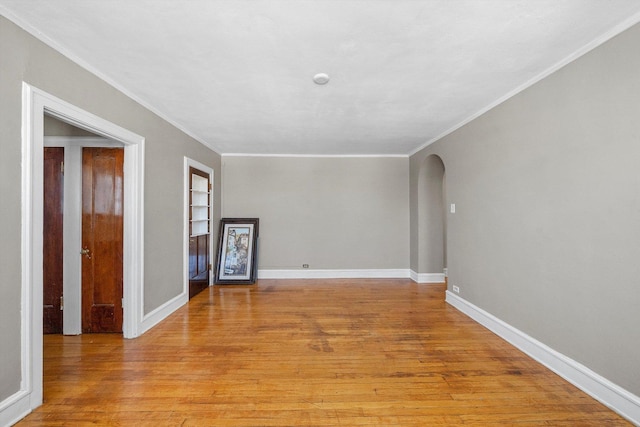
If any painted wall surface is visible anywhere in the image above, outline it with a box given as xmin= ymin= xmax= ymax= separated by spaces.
xmin=0 ymin=16 xmax=221 ymax=402
xmin=44 ymin=115 xmax=95 ymax=136
xmin=222 ymin=156 xmax=409 ymax=271
xmin=410 ymin=23 xmax=640 ymax=395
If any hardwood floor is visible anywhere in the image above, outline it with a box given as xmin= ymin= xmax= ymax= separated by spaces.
xmin=17 ymin=279 xmax=630 ymax=426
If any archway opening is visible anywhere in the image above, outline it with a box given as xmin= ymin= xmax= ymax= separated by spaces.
xmin=417 ymin=154 xmax=446 ymax=283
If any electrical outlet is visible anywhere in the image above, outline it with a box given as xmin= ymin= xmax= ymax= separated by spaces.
xmin=302 ymin=264 xmax=309 ymax=269
xmin=452 ymin=285 xmax=460 ymax=293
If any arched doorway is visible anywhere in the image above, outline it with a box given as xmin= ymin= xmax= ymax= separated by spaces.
xmin=416 ymin=154 xmax=446 ymax=283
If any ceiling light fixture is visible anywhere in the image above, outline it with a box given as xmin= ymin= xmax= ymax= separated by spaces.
xmin=313 ymin=73 xmax=330 ymax=85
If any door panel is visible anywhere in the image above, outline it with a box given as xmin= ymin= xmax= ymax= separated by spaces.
xmin=189 ymin=167 xmax=210 ymax=299
xmin=197 ymin=234 xmax=209 ymax=275
xmin=82 ymin=147 xmax=124 ymax=333
xmin=189 ymin=235 xmax=209 ymax=298
xmin=43 ymin=147 xmax=64 ymax=334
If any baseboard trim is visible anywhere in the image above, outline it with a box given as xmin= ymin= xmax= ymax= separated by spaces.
xmin=445 ymin=291 xmax=640 ymax=426
xmin=409 ymin=270 xmax=446 ymax=283
xmin=257 ymin=269 xmax=410 ymax=279
xmin=0 ymin=390 xmax=31 ymax=427
xmin=138 ymin=292 xmax=189 ymax=336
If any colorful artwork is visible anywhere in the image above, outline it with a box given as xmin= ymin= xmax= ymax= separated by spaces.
xmin=215 ymin=219 xmax=259 ymax=284
xmin=224 ymin=227 xmax=250 ymax=275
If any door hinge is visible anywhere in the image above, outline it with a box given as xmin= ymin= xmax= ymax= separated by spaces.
xmin=61 ymin=161 xmax=64 ymax=175
xmin=209 ymin=183 xmax=212 ymax=191
xmin=60 ymin=295 xmax=64 ymax=310
xmin=209 ymin=263 xmax=212 ymax=271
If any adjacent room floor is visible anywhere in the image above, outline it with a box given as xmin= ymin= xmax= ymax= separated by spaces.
xmin=16 ymin=279 xmax=630 ymax=426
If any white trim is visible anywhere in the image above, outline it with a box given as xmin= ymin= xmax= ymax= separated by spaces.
xmin=409 ymin=270 xmax=446 ymax=283
xmin=257 ymin=269 xmax=410 ymax=279
xmin=20 ymin=82 xmax=46 ymax=410
xmin=184 ymin=157 xmax=215 ymax=298
xmin=62 ymin=145 xmax=82 ymax=335
xmin=3 ymin=4 xmax=639 ymax=159
xmin=44 ymin=135 xmax=122 ymax=147
xmin=408 ymin=10 xmax=640 ymax=157
xmin=445 ymin=291 xmax=640 ymax=426
xmin=0 ymin=390 xmax=30 ymax=427
xmin=36 ymin=90 xmax=146 ymax=339
xmin=14 ymin=83 xmax=145 ymax=422
xmin=138 ymin=293 xmax=188 ymax=336
xmin=0 ymin=6 xmax=217 ymax=155
xmin=222 ymin=153 xmax=409 ymax=158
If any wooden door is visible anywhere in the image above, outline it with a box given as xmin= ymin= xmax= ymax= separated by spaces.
xmin=82 ymin=147 xmax=124 ymax=333
xmin=189 ymin=167 xmax=210 ymax=299
xmin=43 ymin=147 xmax=64 ymax=334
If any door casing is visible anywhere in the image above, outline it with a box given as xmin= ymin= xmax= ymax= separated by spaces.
xmin=21 ymin=83 xmax=145 ymax=409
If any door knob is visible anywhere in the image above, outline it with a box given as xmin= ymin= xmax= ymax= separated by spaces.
xmin=80 ymin=248 xmax=91 ymax=259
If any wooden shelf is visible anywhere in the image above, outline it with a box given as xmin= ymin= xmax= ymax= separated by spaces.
xmin=190 ymin=173 xmax=210 ymax=237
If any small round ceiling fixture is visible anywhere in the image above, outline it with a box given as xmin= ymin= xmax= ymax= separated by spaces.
xmin=313 ymin=73 xmax=330 ymax=85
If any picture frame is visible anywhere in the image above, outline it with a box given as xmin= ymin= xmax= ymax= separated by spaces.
xmin=214 ymin=218 xmax=259 ymax=284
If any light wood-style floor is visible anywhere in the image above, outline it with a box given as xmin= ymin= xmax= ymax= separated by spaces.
xmin=17 ymin=279 xmax=630 ymax=426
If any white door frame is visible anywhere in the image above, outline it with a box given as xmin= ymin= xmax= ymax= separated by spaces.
xmin=21 ymin=83 xmax=145 ymax=410
xmin=184 ymin=157 xmax=215 ymax=296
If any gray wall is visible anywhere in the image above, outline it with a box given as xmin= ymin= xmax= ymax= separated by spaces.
xmin=410 ymin=23 xmax=640 ymax=395
xmin=222 ymin=156 xmax=409 ymax=271
xmin=0 ymin=16 xmax=221 ymax=402
xmin=44 ymin=115 xmax=95 ymax=136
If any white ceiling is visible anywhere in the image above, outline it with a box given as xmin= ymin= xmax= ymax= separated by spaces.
xmin=2 ymin=1 xmax=640 ymax=155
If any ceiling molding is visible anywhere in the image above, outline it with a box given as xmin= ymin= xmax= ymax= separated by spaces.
xmin=4 ymin=3 xmax=640 ymax=157
xmin=407 ymin=8 xmax=640 ymax=157
xmin=0 ymin=5 xmax=222 ymax=155
xmin=222 ymin=153 xmax=409 ymax=159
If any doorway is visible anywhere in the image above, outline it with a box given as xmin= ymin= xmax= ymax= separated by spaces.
xmin=184 ymin=158 xmax=214 ymax=299
xmin=416 ymin=154 xmax=446 ymax=283
xmin=43 ymin=130 xmax=127 ymax=335
xmin=21 ymin=83 xmax=145 ymax=409
xmin=44 ymin=124 xmax=126 ymax=334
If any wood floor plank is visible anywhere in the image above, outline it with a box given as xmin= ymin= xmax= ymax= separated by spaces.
xmin=15 ymin=279 xmax=631 ymax=426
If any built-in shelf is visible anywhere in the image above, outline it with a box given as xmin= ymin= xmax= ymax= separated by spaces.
xmin=190 ymin=173 xmax=210 ymax=237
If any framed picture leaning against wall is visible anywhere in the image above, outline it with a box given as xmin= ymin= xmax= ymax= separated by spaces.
xmin=214 ymin=218 xmax=259 ymax=284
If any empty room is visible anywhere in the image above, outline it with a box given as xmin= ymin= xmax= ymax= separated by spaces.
xmin=1 ymin=1 xmax=640 ymax=425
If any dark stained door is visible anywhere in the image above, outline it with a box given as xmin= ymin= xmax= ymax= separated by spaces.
xmin=189 ymin=167 xmax=210 ymax=299
xmin=43 ymin=147 xmax=64 ymax=334
xmin=82 ymin=147 xmax=124 ymax=333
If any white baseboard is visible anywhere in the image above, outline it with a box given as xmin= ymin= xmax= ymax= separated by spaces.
xmin=410 ymin=270 xmax=446 ymax=283
xmin=0 ymin=390 xmax=31 ymax=427
xmin=138 ymin=291 xmax=189 ymax=336
xmin=257 ymin=269 xmax=410 ymax=279
xmin=446 ymin=291 xmax=640 ymax=426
